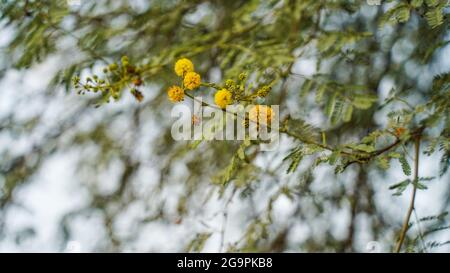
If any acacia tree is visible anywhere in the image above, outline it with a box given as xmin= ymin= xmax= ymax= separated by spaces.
xmin=0 ymin=0 xmax=449 ymax=252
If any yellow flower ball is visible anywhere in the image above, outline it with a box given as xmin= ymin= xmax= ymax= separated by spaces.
xmin=183 ymin=72 xmax=201 ymax=90
xmin=214 ymin=89 xmax=233 ymax=109
xmin=174 ymin=58 xmax=194 ymax=76
xmin=167 ymin=85 xmax=184 ymax=103
xmin=249 ymin=105 xmax=274 ymax=125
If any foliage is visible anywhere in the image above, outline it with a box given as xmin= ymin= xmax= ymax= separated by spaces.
xmin=0 ymin=0 xmax=449 ymax=252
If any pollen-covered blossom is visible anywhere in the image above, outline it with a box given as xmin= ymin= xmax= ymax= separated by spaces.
xmin=214 ymin=89 xmax=233 ymax=109
xmin=174 ymin=58 xmax=194 ymax=76
xmin=183 ymin=72 xmax=201 ymax=90
xmin=167 ymin=85 xmax=184 ymax=102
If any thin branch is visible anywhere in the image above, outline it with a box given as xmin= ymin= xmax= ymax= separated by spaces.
xmin=185 ymin=90 xmax=345 ymax=153
xmin=342 ymin=137 xmax=403 ymax=170
xmin=185 ymin=90 xmax=403 ymax=164
xmin=395 ymin=129 xmax=423 ymax=253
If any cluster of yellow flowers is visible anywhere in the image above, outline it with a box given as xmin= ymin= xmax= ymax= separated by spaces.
xmin=168 ymin=58 xmax=273 ymax=124
xmin=75 ymin=57 xmax=274 ymax=125
xmin=168 ymin=58 xmax=233 ymax=109
xmin=167 ymin=58 xmax=202 ymax=102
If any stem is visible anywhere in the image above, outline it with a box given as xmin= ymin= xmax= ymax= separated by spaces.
xmin=395 ymin=133 xmax=421 ymax=253
xmin=184 ymin=91 xmax=401 ymax=159
xmin=185 ymin=91 xmax=342 ymax=153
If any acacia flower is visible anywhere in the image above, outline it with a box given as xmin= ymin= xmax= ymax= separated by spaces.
xmin=167 ymin=85 xmax=184 ymax=102
xmin=214 ymin=89 xmax=233 ymax=109
xmin=174 ymin=58 xmax=194 ymax=76
xmin=183 ymin=72 xmax=201 ymax=90
xmin=249 ymin=105 xmax=274 ymax=125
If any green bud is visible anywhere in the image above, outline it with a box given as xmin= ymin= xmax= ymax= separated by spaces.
xmin=108 ymin=63 xmax=118 ymax=71
xmin=257 ymin=86 xmax=271 ymax=97
xmin=121 ymin=56 xmax=129 ymax=66
xmin=225 ymin=79 xmax=235 ymax=87
xmin=238 ymin=73 xmax=247 ymax=81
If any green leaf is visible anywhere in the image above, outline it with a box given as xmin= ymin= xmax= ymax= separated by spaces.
xmin=328 ymin=150 xmax=341 ymax=165
xmin=285 ymin=118 xmax=320 ymax=143
xmin=315 ymin=84 xmax=327 ymax=104
xmin=399 ymin=156 xmax=411 ymax=176
xmin=420 ymin=212 xmax=448 ymax=222
xmin=396 ymin=7 xmax=410 ymax=23
xmin=330 ymin=98 xmax=344 ymax=125
xmin=237 ymin=146 xmax=245 ymax=160
xmin=352 ymin=144 xmax=375 ymax=153
xmin=342 ymin=104 xmax=353 ymax=122
xmin=379 ymin=3 xmax=411 ymax=26
xmin=376 ymin=156 xmax=390 ymax=170
xmin=325 ymin=93 xmax=337 ymax=118
xmin=425 ymin=8 xmax=444 ymax=28
xmin=300 ymin=79 xmax=314 ymax=97
xmin=284 ymin=147 xmax=304 ymax=174
xmin=352 ymin=94 xmax=377 ymax=109
xmin=413 ymin=179 xmax=428 ymax=190
xmin=425 ymin=0 xmax=439 ymax=7
xmin=439 ymin=150 xmax=449 ymax=177
xmin=389 ymin=179 xmax=411 ymax=195
xmin=186 ymin=233 xmax=212 ymax=252
xmin=388 ymin=152 xmax=402 ymax=158
xmin=411 ymin=0 xmax=423 ymax=8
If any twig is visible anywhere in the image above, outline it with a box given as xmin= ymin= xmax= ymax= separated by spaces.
xmin=184 ymin=90 xmax=403 ymax=163
xmin=395 ymin=128 xmax=423 ymax=253
xmin=342 ymin=137 xmax=403 ymax=170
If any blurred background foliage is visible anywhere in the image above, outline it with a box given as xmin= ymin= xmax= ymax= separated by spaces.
xmin=0 ymin=0 xmax=449 ymax=252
